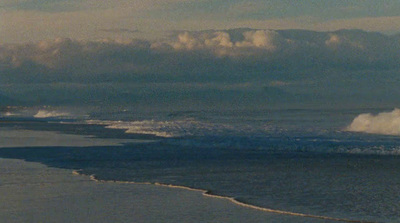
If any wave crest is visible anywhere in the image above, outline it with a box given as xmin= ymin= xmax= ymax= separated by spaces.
xmin=346 ymin=108 xmax=400 ymax=136
xmin=34 ymin=110 xmax=71 ymax=118
xmin=86 ymin=119 xmax=235 ymax=138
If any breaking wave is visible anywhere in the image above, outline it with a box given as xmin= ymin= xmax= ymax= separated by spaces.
xmin=85 ymin=119 xmax=236 ymax=138
xmin=3 ymin=112 xmax=16 ymax=117
xmin=335 ymin=145 xmax=400 ymax=156
xmin=346 ymin=108 xmax=400 ymax=136
xmin=34 ymin=110 xmax=71 ymax=118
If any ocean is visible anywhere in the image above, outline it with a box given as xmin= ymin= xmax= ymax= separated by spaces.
xmin=1 ymin=107 xmax=400 ymax=222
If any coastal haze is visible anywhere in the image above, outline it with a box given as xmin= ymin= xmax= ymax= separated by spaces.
xmin=1 ymin=1 xmax=400 ymax=223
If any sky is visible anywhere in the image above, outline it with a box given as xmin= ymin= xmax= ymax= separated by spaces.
xmin=1 ymin=0 xmax=400 ymax=43
xmin=1 ymin=1 xmax=400 ymax=110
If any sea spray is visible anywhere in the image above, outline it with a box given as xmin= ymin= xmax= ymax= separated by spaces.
xmin=346 ymin=108 xmax=400 ymax=136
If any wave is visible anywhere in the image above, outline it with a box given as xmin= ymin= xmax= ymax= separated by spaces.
xmin=346 ymin=108 xmax=400 ymax=136
xmin=0 ymin=106 xmax=73 ymax=118
xmin=3 ymin=112 xmax=16 ymax=117
xmin=335 ymin=146 xmax=400 ymax=156
xmin=83 ymin=117 xmax=400 ymax=156
xmin=0 ymin=106 xmax=25 ymax=117
xmin=34 ymin=110 xmax=71 ymax=118
xmin=85 ymin=119 xmax=236 ymax=138
xmin=72 ymin=170 xmax=374 ymax=223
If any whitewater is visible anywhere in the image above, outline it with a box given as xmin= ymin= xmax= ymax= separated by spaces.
xmin=1 ymin=107 xmax=400 ymax=222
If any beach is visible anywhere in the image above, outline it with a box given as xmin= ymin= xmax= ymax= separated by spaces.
xmin=0 ymin=157 xmax=336 ymax=223
xmin=0 ymin=117 xmax=392 ymax=223
xmin=0 ymin=127 xmax=328 ymax=222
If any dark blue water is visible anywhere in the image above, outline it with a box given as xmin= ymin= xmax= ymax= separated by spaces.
xmin=1 ymin=108 xmax=400 ymax=222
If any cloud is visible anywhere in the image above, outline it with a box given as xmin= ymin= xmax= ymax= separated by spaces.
xmin=170 ymin=29 xmax=281 ymax=52
xmin=235 ymin=30 xmax=280 ymax=50
xmin=0 ymin=37 xmax=153 ymax=75
xmin=1 ymin=28 xmax=400 ymax=109
xmin=346 ymin=109 xmax=400 ymax=136
xmin=1 ymin=28 xmax=400 ymax=82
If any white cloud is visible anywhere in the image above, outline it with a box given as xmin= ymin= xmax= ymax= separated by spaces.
xmin=0 ymin=37 xmax=153 ymax=75
xmin=346 ymin=109 xmax=400 ymax=136
xmin=1 ymin=27 xmax=400 ymax=108
xmin=1 ymin=29 xmax=399 ymax=78
xmin=235 ymin=30 xmax=279 ymax=50
xmin=325 ymin=34 xmax=364 ymax=50
xmin=205 ymin=32 xmax=233 ymax=48
xmin=2 ymin=0 xmax=400 ymax=44
xmin=173 ymin=32 xmax=203 ymax=50
xmin=325 ymin=34 xmax=342 ymax=46
xmin=171 ymin=30 xmax=281 ymax=51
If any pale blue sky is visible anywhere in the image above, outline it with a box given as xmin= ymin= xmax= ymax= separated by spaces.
xmin=1 ymin=0 xmax=400 ymax=43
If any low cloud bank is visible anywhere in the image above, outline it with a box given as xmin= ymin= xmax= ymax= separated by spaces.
xmin=2 ymin=29 xmax=400 ymax=108
xmin=1 ymin=29 xmax=400 ymax=81
xmin=346 ymin=109 xmax=400 ymax=136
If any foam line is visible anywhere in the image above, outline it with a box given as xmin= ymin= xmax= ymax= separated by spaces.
xmin=72 ymin=170 xmax=376 ymax=223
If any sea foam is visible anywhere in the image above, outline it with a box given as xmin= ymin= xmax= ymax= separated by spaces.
xmin=346 ymin=108 xmax=400 ymax=136
xmin=3 ymin=112 xmax=15 ymax=116
xmin=86 ymin=119 xmax=235 ymax=138
xmin=34 ymin=110 xmax=71 ymax=118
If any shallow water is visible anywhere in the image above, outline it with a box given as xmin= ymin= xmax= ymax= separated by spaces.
xmin=1 ymin=108 xmax=400 ymax=222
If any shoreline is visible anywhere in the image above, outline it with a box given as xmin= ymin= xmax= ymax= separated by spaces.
xmin=0 ymin=157 xmax=341 ymax=223
xmin=0 ymin=127 xmax=380 ymax=223
xmin=73 ymin=170 xmax=373 ymax=223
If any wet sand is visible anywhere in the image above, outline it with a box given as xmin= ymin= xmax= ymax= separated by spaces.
xmin=0 ymin=128 xmax=337 ymax=222
xmin=0 ymin=158 xmax=333 ymax=223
